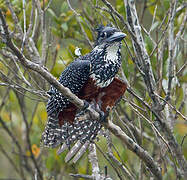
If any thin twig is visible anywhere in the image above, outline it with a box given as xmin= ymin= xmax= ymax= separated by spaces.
xmin=67 ymin=0 xmax=80 ymax=16
xmin=88 ymin=143 xmax=103 ymax=180
xmin=0 ymin=144 xmax=20 ymax=175
xmin=5 ymin=0 xmax=23 ymax=35
xmin=70 ymin=173 xmax=93 ymax=179
xmin=105 ymin=120 xmax=162 ymax=179
xmin=0 ymin=117 xmax=26 ymax=180
xmin=21 ymin=0 xmax=27 ymax=52
xmin=16 ymin=94 xmax=43 ymax=180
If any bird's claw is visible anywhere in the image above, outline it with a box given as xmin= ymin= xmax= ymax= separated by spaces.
xmin=98 ymin=110 xmax=109 ymax=122
xmin=82 ymin=100 xmax=89 ymax=111
xmin=80 ymin=100 xmax=110 ymax=123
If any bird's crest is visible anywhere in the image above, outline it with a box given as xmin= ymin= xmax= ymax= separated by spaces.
xmin=95 ymin=24 xmax=116 ymax=46
xmin=95 ymin=24 xmax=105 ymax=34
xmin=95 ymin=24 xmax=106 ymax=46
xmin=95 ymin=24 xmax=113 ymax=35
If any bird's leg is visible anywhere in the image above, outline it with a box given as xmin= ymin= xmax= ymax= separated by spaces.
xmin=82 ymin=100 xmax=89 ymax=110
xmin=98 ymin=109 xmax=109 ymax=122
xmin=95 ymin=92 xmax=109 ymax=122
xmin=76 ymin=100 xmax=90 ymax=117
xmin=96 ymin=92 xmax=105 ymax=110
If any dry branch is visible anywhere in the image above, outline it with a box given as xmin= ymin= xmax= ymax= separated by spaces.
xmin=106 ymin=120 xmax=162 ymax=179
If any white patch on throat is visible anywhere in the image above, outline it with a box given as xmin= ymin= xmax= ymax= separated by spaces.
xmin=105 ymin=43 xmax=120 ymax=63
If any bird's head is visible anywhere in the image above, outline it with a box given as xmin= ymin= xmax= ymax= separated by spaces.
xmin=94 ymin=25 xmax=126 ymax=48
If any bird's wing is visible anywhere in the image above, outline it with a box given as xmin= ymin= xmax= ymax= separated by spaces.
xmin=42 ymin=60 xmax=91 ymax=147
xmin=46 ymin=60 xmax=91 ymax=118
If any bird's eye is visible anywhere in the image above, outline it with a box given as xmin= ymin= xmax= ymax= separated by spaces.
xmin=101 ymin=32 xmax=107 ymax=38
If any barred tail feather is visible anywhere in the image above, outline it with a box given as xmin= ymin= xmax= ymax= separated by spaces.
xmin=42 ymin=116 xmax=102 ymax=162
xmin=57 ymin=143 xmax=68 ymax=155
xmin=42 ymin=116 xmax=64 ymax=148
xmin=65 ymin=141 xmax=82 ymax=162
xmin=72 ymin=141 xmax=90 ymax=163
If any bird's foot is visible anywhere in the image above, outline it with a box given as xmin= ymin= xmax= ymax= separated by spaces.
xmin=76 ymin=100 xmax=90 ymax=117
xmin=99 ymin=110 xmax=107 ymax=122
xmin=78 ymin=100 xmax=110 ymax=123
xmin=98 ymin=108 xmax=110 ymax=123
xmin=82 ymin=100 xmax=89 ymax=111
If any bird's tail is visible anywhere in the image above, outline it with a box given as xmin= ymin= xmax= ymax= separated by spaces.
xmin=41 ymin=115 xmax=63 ymax=148
xmin=41 ymin=116 xmax=102 ymax=162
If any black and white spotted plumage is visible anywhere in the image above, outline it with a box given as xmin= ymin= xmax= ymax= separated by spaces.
xmin=43 ymin=60 xmax=91 ymax=147
xmin=46 ymin=60 xmax=91 ymax=117
xmin=89 ymin=43 xmax=122 ymax=87
xmin=42 ymin=25 xmax=127 ymax=162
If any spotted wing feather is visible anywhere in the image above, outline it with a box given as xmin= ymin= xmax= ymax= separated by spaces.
xmin=46 ymin=60 xmax=91 ymax=117
xmin=42 ymin=60 xmax=91 ymax=147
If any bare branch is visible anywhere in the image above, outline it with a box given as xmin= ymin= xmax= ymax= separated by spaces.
xmin=67 ymin=0 xmax=80 ymax=16
xmin=21 ymin=0 xmax=27 ymax=52
xmin=88 ymin=143 xmax=104 ymax=180
xmin=165 ymin=0 xmax=178 ymax=104
xmin=105 ymin=121 xmax=162 ymax=179
xmin=70 ymin=173 xmax=93 ymax=179
xmin=5 ymin=0 xmax=23 ymax=36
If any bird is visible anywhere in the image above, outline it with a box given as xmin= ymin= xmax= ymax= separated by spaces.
xmin=42 ymin=25 xmax=127 ymax=162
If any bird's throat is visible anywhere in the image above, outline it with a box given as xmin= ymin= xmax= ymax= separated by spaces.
xmin=104 ymin=42 xmax=121 ymax=64
xmin=90 ymin=43 xmax=122 ymax=88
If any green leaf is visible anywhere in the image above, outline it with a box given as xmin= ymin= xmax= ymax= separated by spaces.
xmin=61 ymin=23 xmax=68 ymax=32
xmin=47 ymin=8 xmax=60 ymax=23
xmin=93 ymin=0 xmax=96 ymax=6
xmin=47 ymin=8 xmax=57 ymax=18
xmin=46 ymin=150 xmax=56 ymax=170
xmin=61 ymin=1 xmax=69 ymax=12
xmin=145 ymin=36 xmax=153 ymax=53
xmin=0 ymin=41 xmax=5 ymax=48
xmin=51 ymin=27 xmax=61 ymax=37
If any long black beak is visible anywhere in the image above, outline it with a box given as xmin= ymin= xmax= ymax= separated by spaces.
xmin=106 ymin=32 xmax=126 ymax=43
